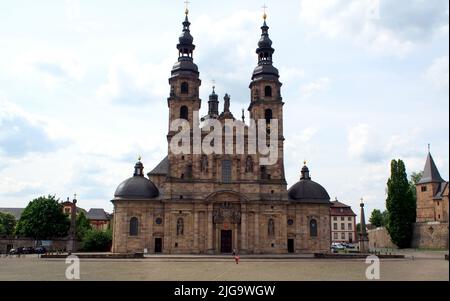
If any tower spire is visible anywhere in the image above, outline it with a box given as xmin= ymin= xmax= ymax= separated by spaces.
xmin=251 ymin=10 xmax=280 ymax=82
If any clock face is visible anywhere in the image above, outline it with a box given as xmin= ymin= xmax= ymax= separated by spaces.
xmin=155 ymin=217 xmax=163 ymax=225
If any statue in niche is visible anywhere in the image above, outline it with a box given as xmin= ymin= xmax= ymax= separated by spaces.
xmin=268 ymin=219 xmax=275 ymax=237
xmin=177 ymin=218 xmax=184 ymax=236
xmin=245 ymin=156 xmax=254 ymax=173
xmin=201 ymin=155 xmax=209 ymax=173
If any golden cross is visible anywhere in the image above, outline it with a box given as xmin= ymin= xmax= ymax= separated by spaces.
xmin=184 ymin=0 xmax=190 ymax=15
xmin=212 ymin=79 xmax=216 ymax=91
xmin=262 ymin=3 xmax=268 ymax=19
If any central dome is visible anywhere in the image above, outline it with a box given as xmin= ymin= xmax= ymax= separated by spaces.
xmin=114 ymin=161 xmax=159 ymax=200
xmin=288 ymin=164 xmax=330 ymax=204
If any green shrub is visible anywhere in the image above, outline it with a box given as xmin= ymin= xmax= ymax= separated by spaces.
xmin=81 ymin=229 xmax=112 ymax=252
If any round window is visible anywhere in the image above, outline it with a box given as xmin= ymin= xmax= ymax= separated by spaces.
xmin=155 ymin=217 xmax=163 ymax=225
xmin=287 ymin=219 xmax=294 ymax=226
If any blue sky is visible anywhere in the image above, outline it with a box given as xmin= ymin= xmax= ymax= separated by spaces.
xmin=0 ymin=0 xmax=448 ymax=216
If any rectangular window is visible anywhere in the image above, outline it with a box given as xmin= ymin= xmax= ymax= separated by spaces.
xmin=421 ymin=186 xmax=427 ymax=192
xmin=341 ymin=217 xmax=345 ymax=221
xmin=333 ymin=216 xmax=337 ymax=221
xmin=222 ymin=160 xmax=232 ymax=183
xmin=333 ymin=223 xmax=338 ymax=230
xmin=341 ymin=233 xmax=346 ymax=240
xmin=348 ymin=223 xmax=352 ymax=230
xmin=341 ymin=223 xmax=345 ymax=230
xmin=333 ymin=233 xmax=338 ymax=239
xmin=348 ymin=217 xmax=352 ymax=221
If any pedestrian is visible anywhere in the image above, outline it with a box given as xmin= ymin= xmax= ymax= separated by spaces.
xmin=232 ymin=248 xmax=236 ymax=256
xmin=234 ymin=252 xmax=240 ymax=265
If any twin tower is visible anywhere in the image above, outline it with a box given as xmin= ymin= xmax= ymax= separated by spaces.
xmin=166 ymin=9 xmax=286 ymax=183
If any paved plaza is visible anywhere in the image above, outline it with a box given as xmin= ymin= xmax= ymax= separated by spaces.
xmin=0 ymin=250 xmax=448 ymax=281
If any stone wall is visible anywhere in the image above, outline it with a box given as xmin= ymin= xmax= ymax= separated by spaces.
xmin=0 ymin=238 xmax=76 ymax=254
xmin=411 ymin=222 xmax=449 ymax=249
xmin=368 ymin=227 xmax=398 ymax=249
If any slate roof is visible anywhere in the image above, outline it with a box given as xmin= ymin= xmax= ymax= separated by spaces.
xmin=418 ymin=152 xmax=445 ymax=184
xmin=148 ymin=156 xmax=169 ymax=176
xmin=330 ymin=200 xmax=356 ymax=216
xmin=0 ymin=208 xmax=24 ymax=220
xmin=86 ymin=208 xmax=110 ymax=221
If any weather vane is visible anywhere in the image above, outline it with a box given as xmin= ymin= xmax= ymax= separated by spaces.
xmin=212 ymin=79 xmax=216 ymax=92
xmin=138 ymin=155 xmax=142 ymax=162
xmin=262 ymin=3 xmax=268 ymax=20
xmin=184 ymin=0 xmax=190 ymax=15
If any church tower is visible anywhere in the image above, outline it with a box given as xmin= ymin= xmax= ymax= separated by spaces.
xmin=167 ymin=8 xmax=201 ymax=180
xmin=249 ymin=13 xmax=286 ymax=184
xmin=168 ymin=8 xmax=201 ymax=130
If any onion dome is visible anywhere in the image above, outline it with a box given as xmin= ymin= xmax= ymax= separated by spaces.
xmin=114 ymin=159 xmax=159 ymax=200
xmin=288 ymin=162 xmax=330 ymax=204
xmin=172 ymin=10 xmax=199 ymax=76
xmin=252 ymin=15 xmax=279 ymax=81
xmin=208 ymin=85 xmax=219 ymax=117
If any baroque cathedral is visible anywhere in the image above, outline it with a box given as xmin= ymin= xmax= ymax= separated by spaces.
xmin=111 ymin=9 xmax=332 ymax=254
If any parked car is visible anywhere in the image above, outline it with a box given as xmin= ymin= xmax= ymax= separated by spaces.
xmin=34 ymin=246 xmax=47 ymax=254
xmin=22 ymin=247 xmax=34 ymax=254
xmin=9 ymin=247 xmax=24 ymax=255
xmin=331 ymin=243 xmax=345 ymax=251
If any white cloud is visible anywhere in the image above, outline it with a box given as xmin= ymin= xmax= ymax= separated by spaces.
xmin=97 ymin=54 xmax=172 ymax=105
xmin=11 ymin=47 xmax=86 ymax=88
xmin=299 ymin=77 xmax=330 ymax=98
xmin=424 ymin=55 xmax=449 ymax=92
xmin=347 ymin=123 xmax=384 ymax=162
xmin=299 ymin=0 xmax=448 ymax=55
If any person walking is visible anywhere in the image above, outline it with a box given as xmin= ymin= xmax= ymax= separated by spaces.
xmin=234 ymin=251 xmax=240 ymax=265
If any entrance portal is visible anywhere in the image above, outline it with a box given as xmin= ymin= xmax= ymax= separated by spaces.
xmin=220 ymin=230 xmax=232 ymax=253
xmin=288 ymin=239 xmax=295 ymax=253
xmin=155 ymin=238 xmax=162 ymax=253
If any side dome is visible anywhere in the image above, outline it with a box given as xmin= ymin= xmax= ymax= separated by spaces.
xmin=114 ymin=160 xmax=159 ymax=200
xmin=288 ymin=164 xmax=330 ymax=204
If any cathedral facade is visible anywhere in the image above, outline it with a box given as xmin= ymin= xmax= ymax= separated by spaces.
xmin=111 ymin=11 xmax=331 ymax=254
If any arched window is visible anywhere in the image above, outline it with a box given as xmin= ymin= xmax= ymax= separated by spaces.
xmin=265 ymin=109 xmax=273 ymax=124
xmin=310 ymin=219 xmax=318 ymax=237
xmin=129 ymin=217 xmax=138 ymax=236
xmin=181 ymin=82 xmax=189 ymax=94
xmin=177 ymin=218 xmax=184 ymax=236
xmin=265 ymin=85 xmax=272 ymax=97
xmin=180 ymin=106 xmax=189 ymax=120
xmin=268 ymin=219 xmax=275 ymax=237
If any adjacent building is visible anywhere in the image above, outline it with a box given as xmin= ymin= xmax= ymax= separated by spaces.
xmin=330 ymin=199 xmax=357 ymax=244
xmin=86 ymin=208 xmax=111 ymax=230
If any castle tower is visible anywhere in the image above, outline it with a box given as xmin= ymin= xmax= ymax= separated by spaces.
xmin=416 ymin=149 xmax=447 ymax=222
xmin=248 ymin=13 xmax=286 ymax=184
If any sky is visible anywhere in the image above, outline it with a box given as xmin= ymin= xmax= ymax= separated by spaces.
xmin=0 ymin=0 xmax=448 ymax=216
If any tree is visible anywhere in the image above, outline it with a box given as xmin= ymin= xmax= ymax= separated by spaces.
xmin=15 ymin=195 xmax=70 ymax=240
xmin=410 ymin=171 xmax=423 ymax=203
xmin=81 ymin=229 xmax=112 ymax=252
xmin=76 ymin=211 xmax=92 ymax=240
xmin=0 ymin=212 xmax=16 ymax=237
xmin=386 ymin=160 xmax=416 ymax=248
xmin=369 ymin=209 xmax=384 ymax=228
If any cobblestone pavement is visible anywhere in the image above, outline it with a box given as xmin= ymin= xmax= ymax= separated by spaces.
xmin=0 ymin=252 xmax=448 ymax=281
